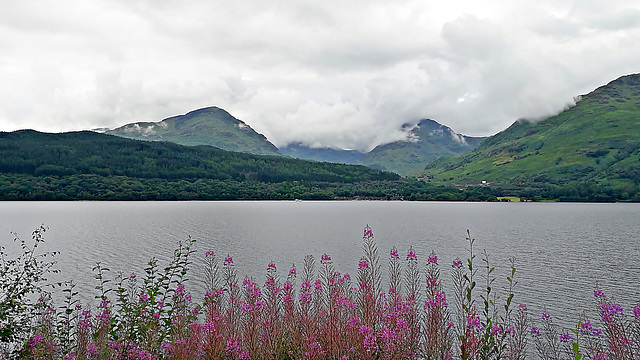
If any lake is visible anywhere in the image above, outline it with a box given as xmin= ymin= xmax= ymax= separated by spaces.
xmin=1 ymin=201 xmax=639 ymax=329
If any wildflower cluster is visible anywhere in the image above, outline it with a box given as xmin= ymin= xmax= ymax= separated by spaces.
xmin=4 ymin=226 xmax=640 ymax=360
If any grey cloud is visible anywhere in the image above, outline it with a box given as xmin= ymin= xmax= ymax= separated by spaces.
xmin=1 ymin=0 xmax=640 ymax=151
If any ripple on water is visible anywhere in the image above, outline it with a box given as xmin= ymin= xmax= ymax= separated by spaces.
xmin=1 ymin=201 xmax=638 ymax=329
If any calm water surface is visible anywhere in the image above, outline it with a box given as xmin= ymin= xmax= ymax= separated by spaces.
xmin=1 ymin=201 xmax=639 ymax=328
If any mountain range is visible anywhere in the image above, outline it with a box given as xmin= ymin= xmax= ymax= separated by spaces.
xmin=105 ymin=107 xmax=485 ymax=175
xmin=100 ymin=72 xmax=639 ymax=199
xmin=3 ymin=73 xmax=638 ymax=201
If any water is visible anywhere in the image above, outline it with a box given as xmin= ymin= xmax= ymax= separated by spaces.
xmin=1 ymin=201 xmax=639 ymax=328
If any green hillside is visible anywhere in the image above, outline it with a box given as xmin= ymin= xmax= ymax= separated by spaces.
xmin=106 ymin=107 xmax=280 ymax=156
xmin=0 ymin=130 xmax=508 ymax=201
xmin=360 ymin=119 xmax=486 ymax=175
xmin=424 ymin=73 xmax=640 ymax=199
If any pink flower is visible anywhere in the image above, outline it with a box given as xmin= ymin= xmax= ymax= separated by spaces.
xmin=226 ymin=340 xmax=240 ymax=351
xmin=490 ymin=325 xmax=502 ymax=336
xmin=530 ymin=327 xmax=540 ymax=337
xmin=363 ymin=226 xmax=374 ymax=239
xmin=359 ymin=324 xmax=372 ymax=335
xmin=390 ymin=248 xmax=399 ymax=259
xmin=87 ymin=344 xmax=98 ymax=356
xmin=224 ymin=256 xmax=233 ymax=266
xmin=300 ymin=292 xmax=312 ymax=304
xmin=203 ymin=321 xmax=216 ymax=332
xmin=288 ymin=267 xmax=297 ymax=276
xmin=427 ymin=253 xmax=438 ymax=264
xmin=321 ymin=254 xmax=331 ymax=263
xmin=580 ymin=320 xmax=593 ymax=334
xmin=466 ymin=316 xmax=481 ymax=330
xmin=176 ymin=284 xmax=185 ymax=295
xmin=452 ymin=259 xmax=463 ymax=268
xmin=161 ymin=342 xmax=171 ymax=352
xmin=28 ymin=334 xmax=43 ymax=347
xmin=267 ymin=262 xmax=276 ymax=271
xmin=264 ymin=277 xmax=275 ymax=288
xmin=406 ymin=247 xmax=417 ymax=261
xmin=358 ymin=258 xmax=370 ymax=268
xmin=206 ymin=250 xmax=215 ymax=257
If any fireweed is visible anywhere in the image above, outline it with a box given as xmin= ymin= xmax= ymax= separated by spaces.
xmin=4 ymin=227 xmax=640 ymax=360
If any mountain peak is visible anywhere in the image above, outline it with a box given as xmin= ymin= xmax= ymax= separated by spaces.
xmin=182 ymin=106 xmax=232 ymax=119
xmin=359 ymin=119 xmax=486 ymax=175
xmin=106 ymin=106 xmax=279 ymax=155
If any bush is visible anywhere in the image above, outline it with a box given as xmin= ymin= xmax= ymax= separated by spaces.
xmin=0 ymin=226 xmax=59 ymax=356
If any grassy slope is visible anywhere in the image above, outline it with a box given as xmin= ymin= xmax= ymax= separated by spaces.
xmin=106 ymin=107 xmax=280 ymax=156
xmin=424 ymin=74 xmax=640 ymax=190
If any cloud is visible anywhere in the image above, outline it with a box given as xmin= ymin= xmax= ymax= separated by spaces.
xmin=1 ymin=0 xmax=639 ymax=151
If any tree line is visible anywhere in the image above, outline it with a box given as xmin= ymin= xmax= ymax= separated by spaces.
xmin=0 ymin=130 xmax=636 ymax=202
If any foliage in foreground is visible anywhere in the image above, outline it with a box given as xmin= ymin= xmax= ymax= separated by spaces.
xmin=1 ymin=227 xmax=639 ymax=359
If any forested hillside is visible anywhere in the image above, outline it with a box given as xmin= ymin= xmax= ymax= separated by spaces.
xmin=0 ymin=130 xmax=499 ymax=201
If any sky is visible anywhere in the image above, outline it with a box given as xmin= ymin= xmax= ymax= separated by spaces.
xmin=1 ymin=0 xmax=639 ymax=151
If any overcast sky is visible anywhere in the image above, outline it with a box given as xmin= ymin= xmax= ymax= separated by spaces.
xmin=1 ymin=0 xmax=639 ymax=151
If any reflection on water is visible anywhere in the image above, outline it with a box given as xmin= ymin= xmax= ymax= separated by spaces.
xmin=1 ymin=201 xmax=639 ymax=328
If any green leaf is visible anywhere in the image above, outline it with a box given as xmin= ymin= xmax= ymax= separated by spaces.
xmin=573 ymin=342 xmax=581 ymax=360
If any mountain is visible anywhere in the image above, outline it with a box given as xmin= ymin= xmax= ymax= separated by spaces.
xmin=105 ymin=106 xmax=482 ymax=175
xmin=359 ymin=119 xmax=487 ymax=175
xmin=424 ymin=73 xmax=640 ymax=196
xmin=279 ymin=120 xmax=485 ymax=175
xmin=105 ymin=107 xmax=279 ymax=156
xmin=279 ymin=143 xmax=366 ymax=164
